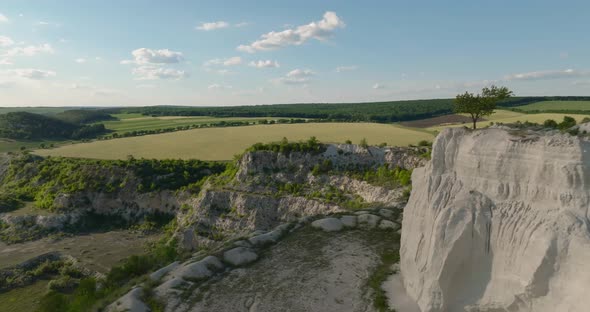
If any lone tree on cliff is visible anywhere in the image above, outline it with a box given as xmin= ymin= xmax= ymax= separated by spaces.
xmin=454 ymin=85 xmax=513 ymax=129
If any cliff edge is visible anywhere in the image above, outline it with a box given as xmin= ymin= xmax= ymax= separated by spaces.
xmin=400 ymin=127 xmax=590 ymax=312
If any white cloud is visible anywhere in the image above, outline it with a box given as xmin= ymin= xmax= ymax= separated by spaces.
xmin=2 ymin=43 xmax=54 ymax=57
xmin=208 ymin=83 xmax=232 ymax=90
xmin=237 ymin=11 xmax=345 ymax=53
xmin=235 ymin=22 xmax=250 ymax=28
xmin=276 ymin=68 xmax=315 ymax=85
xmin=335 ymin=65 xmax=357 ymax=72
xmin=0 ymin=13 xmax=8 ymax=23
xmin=8 ymin=68 xmax=56 ymax=79
xmin=373 ymin=83 xmax=385 ymax=89
xmin=249 ymin=60 xmax=280 ymax=68
xmin=121 ymin=48 xmax=184 ymax=65
xmin=0 ymin=59 xmax=12 ymax=65
xmin=287 ymin=69 xmax=314 ymax=78
xmin=75 ymin=58 xmax=86 ymax=64
xmin=0 ymin=36 xmax=14 ymax=47
xmin=504 ymin=69 xmax=590 ymax=81
xmin=204 ymin=56 xmax=242 ymax=67
xmin=223 ymin=56 xmax=242 ymax=66
xmin=197 ymin=21 xmax=230 ymax=31
xmin=132 ymin=66 xmax=188 ymax=80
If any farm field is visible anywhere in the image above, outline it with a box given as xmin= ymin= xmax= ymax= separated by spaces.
xmin=513 ymin=101 xmax=590 ymax=112
xmin=35 ymin=123 xmax=434 ymax=160
xmin=101 ymin=114 xmax=300 ymax=134
xmin=427 ymin=110 xmax=590 ymax=132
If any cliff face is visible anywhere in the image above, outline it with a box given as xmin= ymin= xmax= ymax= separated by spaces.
xmin=400 ymin=128 xmax=590 ymax=312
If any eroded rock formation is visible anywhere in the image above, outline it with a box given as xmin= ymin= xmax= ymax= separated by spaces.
xmin=400 ymin=127 xmax=590 ymax=312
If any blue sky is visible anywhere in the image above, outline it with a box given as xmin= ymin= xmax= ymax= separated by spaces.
xmin=0 ymin=0 xmax=589 ymax=107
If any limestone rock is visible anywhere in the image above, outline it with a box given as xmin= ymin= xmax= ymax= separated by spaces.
xmin=311 ymin=218 xmax=344 ymax=232
xmin=378 ymin=220 xmax=399 ymax=231
xmin=174 ymin=256 xmax=224 ymax=280
xmin=223 ymin=247 xmax=258 ymax=266
xmin=400 ymin=128 xmax=590 ymax=312
xmin=340 ymin=215 xmax=357 ymax=227
xmin=357 ymin=214 xmax=380 ymax=228
xmin=378 ymin=209 xmax=394 ymax=218
xmin=107 ymin=287 xmax=149 ymax=312
xmin=149 ymin=261 xmax=179 ymax=281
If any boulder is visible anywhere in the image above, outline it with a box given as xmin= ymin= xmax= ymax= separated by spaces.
xmin=357 ymin=214 xmax=380 ymax=228
xmin=107 ymin=287 xmax=149 ymax=312
xmin=311 ymin=218 xmax=344 ymax=232
xmin=149 ymin=261 xmax=180 ymax=281
xmin=340 ymin=215 xmax=357 ymax=228
xmin=378 ymin=220 xmax=399 ymax=231
xmin=223 ymin=247 xmax=258 ymax=266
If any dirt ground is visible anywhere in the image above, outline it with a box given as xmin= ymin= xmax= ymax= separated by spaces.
xmin=168 ymin=228 xmax=399 ymax=312
xmin=0 ymin=230 xmax=159 ymax=273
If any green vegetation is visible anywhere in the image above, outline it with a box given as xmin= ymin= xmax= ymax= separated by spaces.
xmin=54 ymin=109 xmax=115 ymax=124
xmin=0 ymin=193 xmax=23 ymax=213
xmin=0 ymin=112 xmax=106 ymax=140
xmin=510 ymin=100 xmax=590 ymax=113
xmin=0 ymin=154 xmax=226 ymax=212
xmin=345 ymin=164 xmax=412 ymax=189
xmin=247 ymin=136 xmax=324 ymax=155
xmin=368 ymin=248 xmax=400 ymax=312
xmin=454 ymin=85 xmax=513 ymax=129
xmin=36 ymin=123 xmax=435 ymax=160
xmin=36 ymin=226 xmax=179 ymax=312
xmin=0 ymin=280 xmax=50 ymax=311
xmin=116 ymin=96 xmax=574 ymax=122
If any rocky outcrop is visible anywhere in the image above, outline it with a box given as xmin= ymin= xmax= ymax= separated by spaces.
xmin=400 ymin=127 xmax=590 ymax=312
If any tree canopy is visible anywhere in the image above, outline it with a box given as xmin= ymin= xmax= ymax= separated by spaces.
xmin=454 ymin=85 xmax=513 ymax=129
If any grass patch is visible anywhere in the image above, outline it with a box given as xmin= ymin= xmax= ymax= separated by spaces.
xmin=368 ymin=248 xmax=400 ymax=312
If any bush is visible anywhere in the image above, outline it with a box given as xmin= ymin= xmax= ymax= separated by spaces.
xmin=558 ymin=116 xmax=577 ymax=130
xmin=543 ymin=119 xmax=558 ymax=128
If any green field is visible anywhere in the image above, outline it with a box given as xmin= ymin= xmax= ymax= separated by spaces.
xmin=35 ymin=123 xmax=434 ymax=160
xmin=427 ymin=110 xmax=590 ymax=132
xmin=514 ymin=101 xmax=590 ymax=112
xmin=101 ymin=115 xmax=301 ymax=134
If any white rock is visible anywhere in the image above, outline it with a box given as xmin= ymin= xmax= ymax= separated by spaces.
xmin=311 ymin=218 xmax=344 ymax=232
xmin=340 ymin=215 xmax=357 ymax=227
xmin=107 ymin=287 xmax=149 ymax=312
xmin=400 ymin=128 xmax=590 ymax=312
xmin=248 ymin=223 xmax=289 ymax=246
xmin=174 ymin=256 xmax=224 ymax=280
xmin=149 ymin=261 xmax=179 ymax=281
xmin=233 ymin=240 xmax=251 ymax=247
xmin=378 ymin=220 xmax=399 ymax=230
xmin=223 ymin=247 xmax=258 ymax=266
xmin=357 ymin=214 xmax=380 ymax=228
xmin=154 ymin=277 xmax=186 ymax=297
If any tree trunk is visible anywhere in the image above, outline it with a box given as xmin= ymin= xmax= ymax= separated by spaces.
xmin=472 ymin=118 xmax=477 ymax=129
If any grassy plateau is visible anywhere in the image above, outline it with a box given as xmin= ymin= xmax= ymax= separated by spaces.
xmin=35 ymin=122 xmax=434 ymax=160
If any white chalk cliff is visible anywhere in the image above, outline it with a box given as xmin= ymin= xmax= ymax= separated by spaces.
xmin=400 ymin=127 xmax=590 ymax=312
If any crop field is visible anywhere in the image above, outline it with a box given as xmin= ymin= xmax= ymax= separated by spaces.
xmin=101 ymin=114 xmax=300 ymax=133
xmin=427 ymin=110 xmax=590 ymax=132
xmin=513 ymin=101 xmax=590 ymax=112
xmin=35 ymin=123 xmax=434 ymax=160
